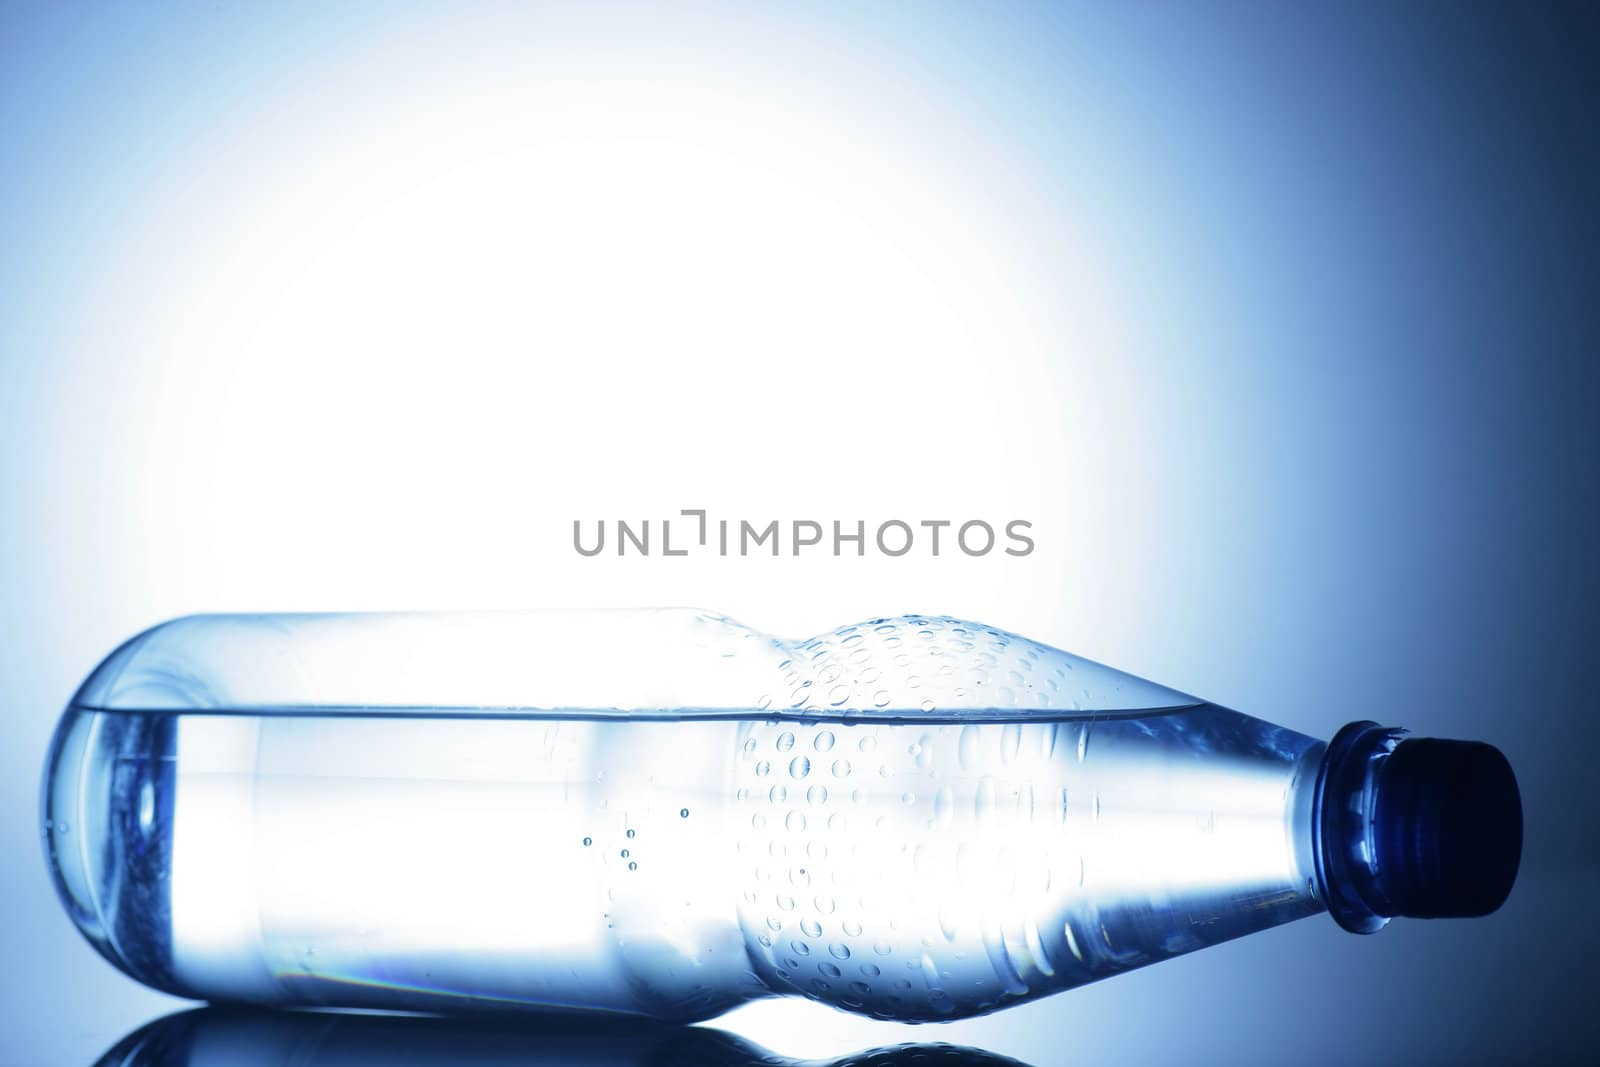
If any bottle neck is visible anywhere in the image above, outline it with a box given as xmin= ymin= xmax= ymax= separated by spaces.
xmin=1310 ymin=720 xmax=1522 ymax=934
xmin=1310 ymin=721 xmax=1402 ymax=933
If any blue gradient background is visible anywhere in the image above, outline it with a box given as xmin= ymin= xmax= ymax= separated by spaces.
xmin=3 ymin=3 xmax=1596 ymax=1064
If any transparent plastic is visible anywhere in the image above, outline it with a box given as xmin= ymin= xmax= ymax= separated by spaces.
xmin=42 ymin=610 xmax=1518 ymax=1022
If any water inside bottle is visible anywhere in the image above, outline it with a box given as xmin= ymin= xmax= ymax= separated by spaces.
xmin=58 ymin=696 xmax=1321 ymax=1022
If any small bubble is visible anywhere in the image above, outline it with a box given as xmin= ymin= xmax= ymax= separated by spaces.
xmin=843 ymin=919 xmax=863 ymax=937
xmin=625 ymin=829 xmax=636 ymax=839
xmin=779 ymin=894 xmax=796 ymax=911
xmin=752 ymin=813 xmax=767 ymax=830
xmin=832 ymin=759 xmax=852 ymax=779
xmin=859 ymin=736 xmax=877 ymax=753
xmin=849 ymin=980 xmax=871 ymax=995
xmin=873 ymin=941 xmax=893 ymax=956
xmin=829 ymin=942 xmax=851 ymax=960
xmin=792 ymin=939 xmax=812 ymax=956
xmin=900 ymin=791 xmax=916 ymax=805
xmin=621 ymin=849 xmax=630 ymax=858
xmin=807 ymin=784 xmax=828 ymax=805
xmin=582 ymin=836 xmax=592 ymax=847
xmin=744 ymin=738 xmax=758 ymax=754
xmin=627 ymin=861 xmax=637 ymax=871
xmin=861 ymin=963 xmax=881 ymax=977
xmin=815 ymin=731 xmax=836 ymax=752
xmin=920 ymin=699 xmax=935 ymax=712
xmin=786 ymin=811 xmax=807 ymax=833
xmin=873 ymin=691 xmax=891 ymax=708
xmin=819 ymin=962 xmax=843 ymax=978
xmin=790 ymin=756 xmax=812 ymax=779
xmin=777 ymin=732 xmax=796 ymax=752
xmin=756 ymin=760 xmax=771 ymax=777
xmin=680 ymin=808 xmax=690 ymax=818
xmin=770 ymin=785 xmax=789 ymax=804
xmin=827 ymin=813 xmax=846 ymax=831
xmin=801 ymin=918 xmax=823 ymax=938
xmin=815 ymin=894 xmax=836 ymax=914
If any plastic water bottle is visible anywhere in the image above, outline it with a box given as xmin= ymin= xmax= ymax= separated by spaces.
xmin=96 ymin=1006 xmax=1031 ymax=1067
xmin=42 ymin=610 xmax=1521 ymax=1023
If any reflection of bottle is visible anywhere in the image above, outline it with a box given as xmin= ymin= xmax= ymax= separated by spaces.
xmin=44 ymin=611 xmax=1522 ymax=1023
xmin=94 ymin=1007 xmax=1036 ymax=1067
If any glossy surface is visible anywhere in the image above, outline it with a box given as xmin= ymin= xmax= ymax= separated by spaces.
xmin=94 ymin=1007 xmax=1037 ymax=1067
xmin=45 ymin=614 xmax=1322 ymax=1021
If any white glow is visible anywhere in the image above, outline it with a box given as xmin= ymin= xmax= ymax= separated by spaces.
xmin=50 ymin=53 xmax=1142 ymax=656
xmin=171 ymin=715 xmax=275 ymax=1000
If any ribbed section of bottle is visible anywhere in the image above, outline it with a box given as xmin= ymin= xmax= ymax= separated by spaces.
xmin=733 ymin=704 xmax=1325 ymax=1020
